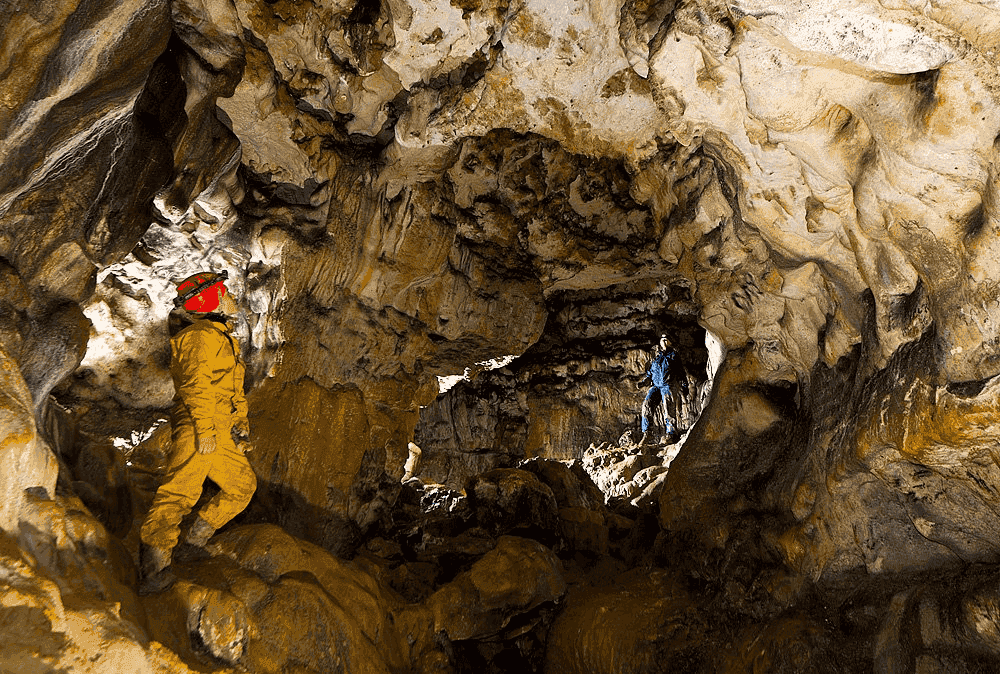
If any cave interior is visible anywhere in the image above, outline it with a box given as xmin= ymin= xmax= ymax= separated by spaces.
xmin=3 ymin=0 xmax=1000 ymax=672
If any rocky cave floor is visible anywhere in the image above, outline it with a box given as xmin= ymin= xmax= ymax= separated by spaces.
xmin=132 ymin=429 xmax=691 ymax=673
xmin=7 ymin=415 xmax=999 ymax=674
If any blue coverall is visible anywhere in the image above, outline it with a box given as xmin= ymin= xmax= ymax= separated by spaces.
xmin=641 ymin=349 xmax=677 ymax=434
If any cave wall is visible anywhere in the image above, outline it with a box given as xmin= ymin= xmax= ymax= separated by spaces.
xmin=0 ymin=0 xmax=180 ymax=531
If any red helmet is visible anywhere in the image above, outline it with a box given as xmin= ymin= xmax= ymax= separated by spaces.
xmin=174 ymin=270 xmax=228 ymax=313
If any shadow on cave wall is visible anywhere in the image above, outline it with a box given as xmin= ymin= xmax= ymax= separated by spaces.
xmin=232 ymin=477 xmax=365 ymax=559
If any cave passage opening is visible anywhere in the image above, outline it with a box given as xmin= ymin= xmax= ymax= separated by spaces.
xmin=411 ymin=306 xmax=718 ymax=505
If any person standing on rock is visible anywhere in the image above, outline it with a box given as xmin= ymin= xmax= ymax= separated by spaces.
xmin=636 ymin=334 xmax=680 ymax=446
xmin=138 ymin=270 xmax=256 ymax=595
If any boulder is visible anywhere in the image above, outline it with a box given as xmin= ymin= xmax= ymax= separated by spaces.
xmin=425 ymin=535 xmax=566 ymax=642
xmin=0 ymin=494 xmax=198 ymax=673
xmin=467 ymin=468 xmax=561 ymax=544
xmin=518 ymin=459 xmax=612 ymax=555
xmin=557 ymin=507 xmax=609 ymax=556
xmin=520 ymin=458 xmax=606 ymax=511
xmin=544 ymin=568 xmax=709 ymax=674
xmin=144 ymin=523 xmax=443 ymax=674
xmin=581 ymin=445 xmax=663 ymax=501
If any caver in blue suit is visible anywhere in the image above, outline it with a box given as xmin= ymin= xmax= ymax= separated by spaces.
xmin=637 ymin=337 xmax=681 ymax=444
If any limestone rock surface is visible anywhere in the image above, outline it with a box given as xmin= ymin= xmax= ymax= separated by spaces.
xmin=424 ymin=535 xmax=566 ymax=642
xmin=144 ymin=524 xmax=434 ymax=673
xmin=6 ymin=0 xmax=1000 ymax=671
xmin=544 ymin=568 xmax=709 ymax=674
xmin=0 ymin=346 xmax=57 ymax=531
xmin=1 ymin=490 xmax=205 ymax=674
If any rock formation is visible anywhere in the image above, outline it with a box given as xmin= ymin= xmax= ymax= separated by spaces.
xmin=4 ymin=0 xmax=1000 ymax=671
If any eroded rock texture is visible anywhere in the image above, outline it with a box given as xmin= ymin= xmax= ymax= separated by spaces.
xmin=4 ymin=0 xmax=1000 ymax=671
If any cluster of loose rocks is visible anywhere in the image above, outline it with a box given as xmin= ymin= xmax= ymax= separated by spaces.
xmin=579 ymin=432 xmax=684 ymax=507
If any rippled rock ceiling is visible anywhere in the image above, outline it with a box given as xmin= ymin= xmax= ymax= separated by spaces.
xmin=4 ymin=0 xmax=1000 ymax=671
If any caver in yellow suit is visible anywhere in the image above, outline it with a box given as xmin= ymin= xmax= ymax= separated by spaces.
xmin=139 ymin=271 xmax=257 ymax=594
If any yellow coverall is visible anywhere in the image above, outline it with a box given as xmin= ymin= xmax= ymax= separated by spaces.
xmin=140 ymin=318 xmax=257 ymax=551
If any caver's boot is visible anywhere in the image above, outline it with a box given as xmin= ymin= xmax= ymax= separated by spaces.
xmin=638 ymin=431 xmax=651 ymax=447
xmin=186 ymin=517 xmax=215 ymax=547
xmin=174 ymin=517 xmax=216 ymax=562
xmin=138 ymin=544 xmax=176 ymax=595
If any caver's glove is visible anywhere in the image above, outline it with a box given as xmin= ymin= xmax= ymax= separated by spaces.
xmin=232 ymin=417 xmax=250 ymax=442
xmin=197 ymin=433 xmax=217 ymax=455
